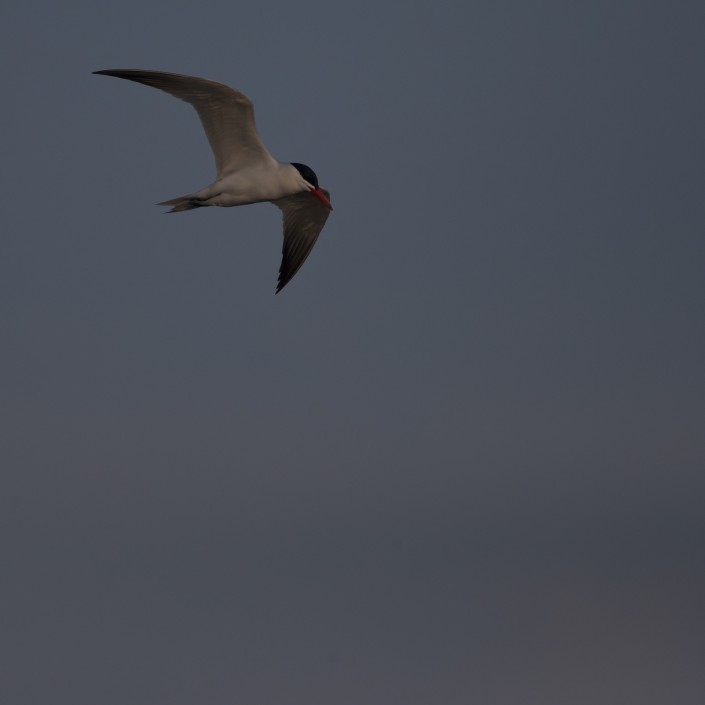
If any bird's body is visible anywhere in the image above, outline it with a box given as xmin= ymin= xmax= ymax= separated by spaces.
xmin=163 ymin=161 xmax=312 ymax=209
xmin=93 ymin=69 xmax=332 ymax=292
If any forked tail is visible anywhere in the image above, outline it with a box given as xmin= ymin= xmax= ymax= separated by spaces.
xmin=157 ymin=195 xmax=205 ymax=213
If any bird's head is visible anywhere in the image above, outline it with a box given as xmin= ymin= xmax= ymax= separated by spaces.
xmin=291 ymin=162 xmax=333 ymax=210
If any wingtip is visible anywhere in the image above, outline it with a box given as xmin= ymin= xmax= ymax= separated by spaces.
xmin=275 ymin=270 xmax=288 ymax=294
xmin=93 ymin=69 xmax=121 ymax=78
xmin=93 ymin=69 xmax=133 ymax=78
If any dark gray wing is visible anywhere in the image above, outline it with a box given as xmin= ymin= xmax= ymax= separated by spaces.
xmin=272 ymin=189 xmax=332 ymax=293
xmin=93 ymin=69 xmax=275 ymax=177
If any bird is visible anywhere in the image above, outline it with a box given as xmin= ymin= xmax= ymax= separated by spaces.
xmin=93 ymin=69 xmax=332 ymax=293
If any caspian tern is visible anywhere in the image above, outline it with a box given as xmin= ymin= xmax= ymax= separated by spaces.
xmin=93 ymin=69 xmax=333 ymax=293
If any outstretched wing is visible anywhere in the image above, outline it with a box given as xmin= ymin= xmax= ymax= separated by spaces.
xmin=94 ymin=69 xmax=276 ymax=177
xmin=272 ymin=189 xmax=332 ymax=293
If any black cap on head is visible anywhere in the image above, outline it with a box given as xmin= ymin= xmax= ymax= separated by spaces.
xmin=291 ymin=162 xmax=319 ymax=188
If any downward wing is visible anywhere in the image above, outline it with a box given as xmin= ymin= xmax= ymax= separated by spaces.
xmin=272 ymin=190 xmax=332 ymax=293
xmin=94 ymin=69 xmax=275 ymax=177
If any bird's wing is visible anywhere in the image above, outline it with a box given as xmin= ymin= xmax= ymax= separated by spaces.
xmin=272 ymin=189 xmax=332 ymax=293
xmin=94 ymin=69 xmax=275 ymax=177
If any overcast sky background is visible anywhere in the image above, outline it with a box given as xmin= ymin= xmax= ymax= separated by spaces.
xmin=2 ymin=1 xmax=704 ymax=703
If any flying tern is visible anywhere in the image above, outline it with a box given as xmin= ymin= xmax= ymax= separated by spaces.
xmin=94 ymin=69 xmax=333 ymax=293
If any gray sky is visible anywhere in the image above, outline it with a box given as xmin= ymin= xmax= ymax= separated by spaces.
xmin=2 ymin=1 xmax=704 ymax=703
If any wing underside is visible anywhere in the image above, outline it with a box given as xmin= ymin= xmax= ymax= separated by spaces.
xmin=94 ymin=69 xmax=275 ymax=177
xmin=273 ymin=190 xmax=332 ymax=293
